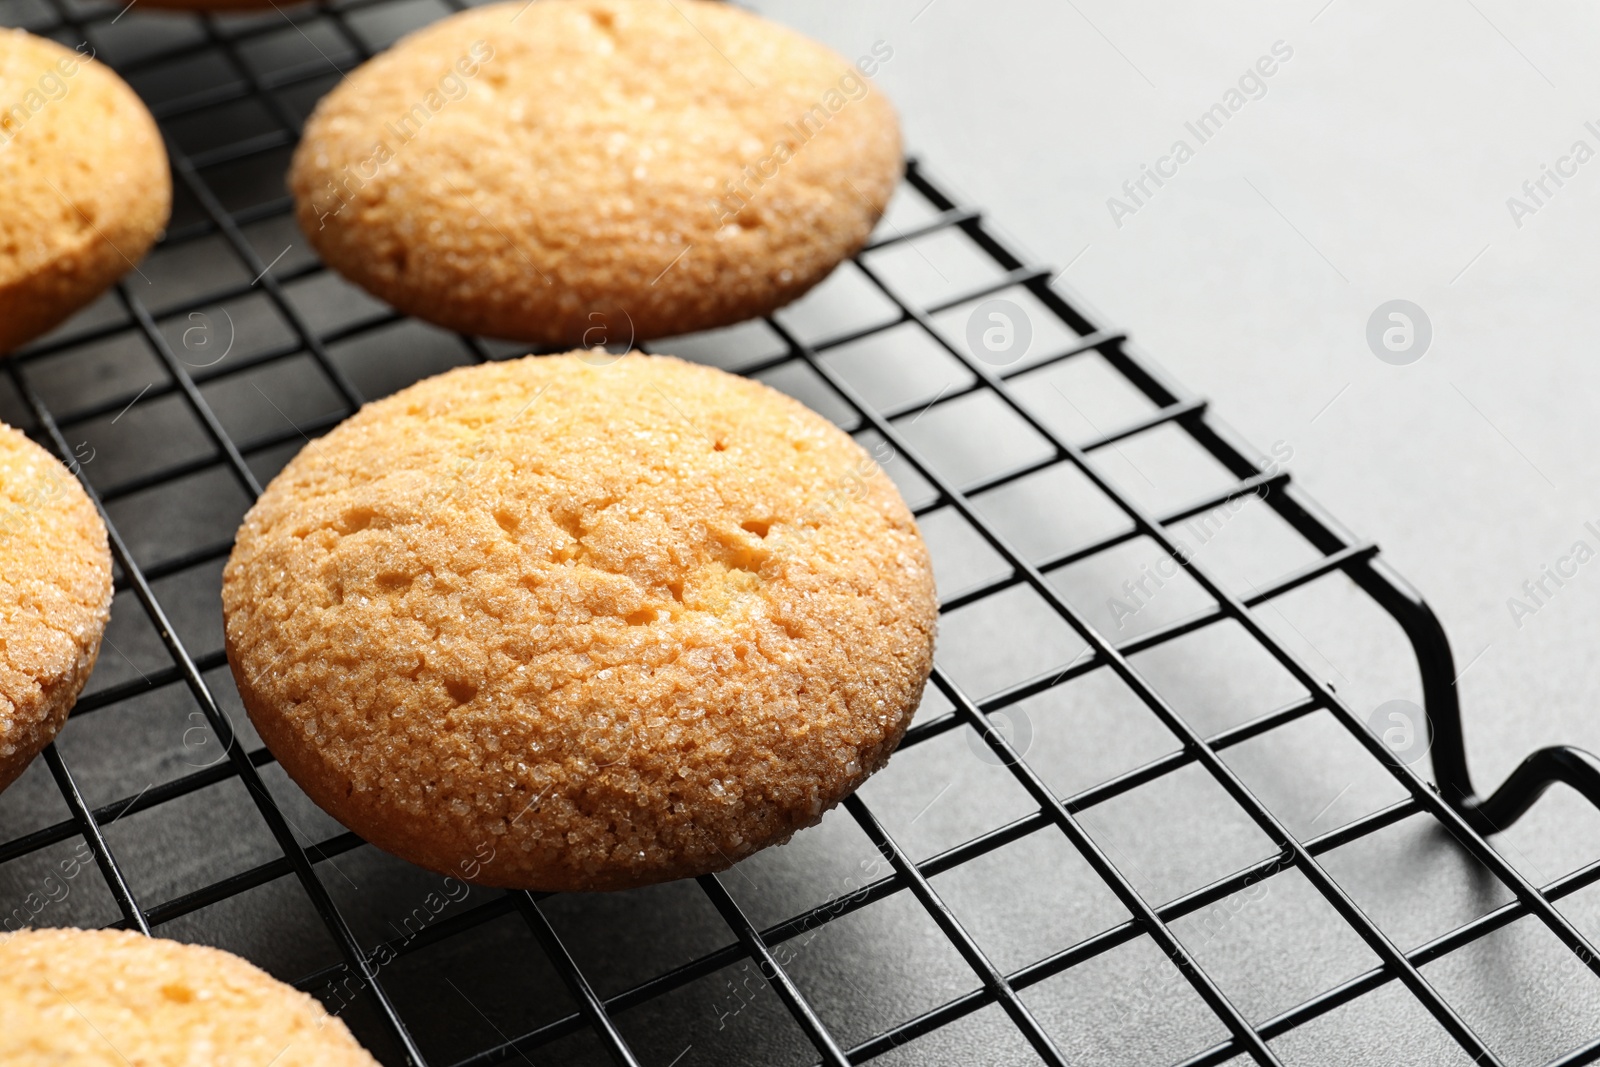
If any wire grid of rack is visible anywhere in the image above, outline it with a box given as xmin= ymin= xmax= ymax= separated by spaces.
xmin=5 ymin=0 xmax=1600 ymax=1064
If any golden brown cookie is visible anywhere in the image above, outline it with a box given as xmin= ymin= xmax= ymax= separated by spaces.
xmin=0 ymin=30 xmax=170 ymax=354
xmin=223 ymin=353 xmax=936 ymax=890
xmin=290 ymin=0 xmax=902 ymax=345
xmin=0 ymin=928 xmax=379 ymax=1065
xmin=0 ymin=424 xmax=111 ymax=792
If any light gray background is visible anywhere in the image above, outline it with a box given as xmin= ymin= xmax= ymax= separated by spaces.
xmin=751 ymin=0 xmax=1600 ymax=860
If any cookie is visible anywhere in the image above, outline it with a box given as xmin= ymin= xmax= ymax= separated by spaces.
xmin=290 ymin=0 xmax=902 ymax=345
xmin=223 ymin=353 xmax=936 ymax=891
xmin=0 ymin=928 xmax=379 ymax=1065
xmin=0 ymin=424 xmax=111 ymax=792
xmin=0 ymin=30 xmax=170 ymax=354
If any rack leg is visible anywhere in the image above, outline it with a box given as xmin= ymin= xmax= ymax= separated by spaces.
xmin=1358 ymin=556 xmax=1600 ymax=834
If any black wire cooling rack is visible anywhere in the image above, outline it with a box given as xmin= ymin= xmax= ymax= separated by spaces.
xmin=8 ymin=0 xmax=1600 ymax=1064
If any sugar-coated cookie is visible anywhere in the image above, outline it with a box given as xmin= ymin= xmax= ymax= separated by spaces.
xmin=0 ymin=30 xmax=170 ymax=353
xmin=290 ymin=0 xmax=902 ymax=345
xmin=0 ymin=423 xmax=111 ymax=792
xmin=223 ymin=353 xmax=936 ymax=891
xmin=0 ymin=928 xmax=379 ymax=1065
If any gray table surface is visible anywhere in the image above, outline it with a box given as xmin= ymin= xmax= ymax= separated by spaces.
xmin=747 ymin=2 xmax=1600 ymax=1063
xmin=4 ymin=0 xmax=1600 ymax=1065
xmin=756 ymin=0 xmax=1600 ymax=816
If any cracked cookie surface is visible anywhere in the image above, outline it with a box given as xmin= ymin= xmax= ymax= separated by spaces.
xmin=222 ymin=353 xmax=936 ymax=890
xmin=289 ymin=0 xmax=901 ymax=345
xmin=0 ymin=422 xmax=111 ymax=792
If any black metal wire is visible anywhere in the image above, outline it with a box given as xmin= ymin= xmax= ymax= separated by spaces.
xmin=6 ymin=2 xmax=1600 ymax=1065
xmin=842 ymin=794 xmax=1070 ymax=1066
xmin=513 ymin=893 xmax=645 ymax=1067
xmin=763 ymin=316 xmax=1291 ymax=1066
xmin=7 ymin=363 xmax=433 ymax=1066
xmin=39 ymin=745 xmax=152 ymax=935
